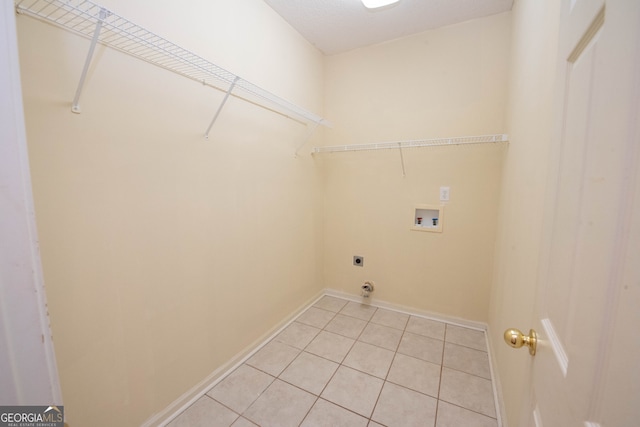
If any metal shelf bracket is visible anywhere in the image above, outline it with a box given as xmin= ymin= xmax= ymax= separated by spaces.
xmin=204 ymin=76 xmax=240 ymax=139
xmin=294 ymin=121 xmax=321 ymax=157
xmin=398 ymin=142 xmax=406 ymax=177
xmin=71 ymin=7 xmax=107 ymax=114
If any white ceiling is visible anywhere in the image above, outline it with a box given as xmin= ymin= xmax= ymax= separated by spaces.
xmin=263 ymin=0 xmax=513 ymax=55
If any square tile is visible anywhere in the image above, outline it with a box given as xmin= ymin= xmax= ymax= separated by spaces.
xmin=445 ymin=325 xmax=487 ymax=351
xmin=300 ymin=398 xmax=369 ymax=427
xmin=339 ymin=301 xmax=377 ymax=321
xmin=358 ymin=323 xmax=403 ymax=351
xmin=297 ymin=307 xmax=336 ymax=329
xmin=436 ymin=401 xmax=498 ymax=427
xmin=443 ymin=342 xmax=491 ymax=379
xmin=207 ymin=365 xmax=274 ymax=413
xmin=321 ymin=366 xmax=384 ymax=418
xmin=306 ymin=331 xmax=355 ymax=363
xmin=343 ymin=341 xmax=395 ymax=378
xmin=324 ymin=314 xmax=367 ymax=339
xmin=275 ymin=322 xmax=321 ymax=349
xmin=397 ymin=331 xmax=444 ymax=365
xmin=370 ymin=308 xmax=409 ymax=330
xmin=167 ymin=396 xmax=238 ymax=427
xmin=279 ymin=351 xmax=339 ymax=395
xmin=244 ymin=379 xmax=316 ymax=427
xmin=371 ymin=382 xmax=437 ymax=427
xmin=387 ymin=353 xmax=441 ymax=397
xmin=313 ymin=296 xmax=348 ymax=312
xmin=405 ymin=316 xmax=446 ymax=340
xmin=246 ymin=341 xmax=300 ymax=377
xmin=439 ymin=367 xmax=496 ymax=418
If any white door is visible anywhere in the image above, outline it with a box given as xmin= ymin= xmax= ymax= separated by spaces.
xmin=0 ymin=2 xmax=62 ymax=405
xmin=529 ymin=0 xmax=640 ymax=426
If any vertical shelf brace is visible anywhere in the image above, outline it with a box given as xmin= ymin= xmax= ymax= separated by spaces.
xmin=294 ymin=120 xmax=321 ymax=157
xmin=204 ymin=76 xmax=240 ymax=139
xmin=71 ymin=7 xmax=107 ymax=114
xmin=398 ymin=142 xmax=407 ymax=177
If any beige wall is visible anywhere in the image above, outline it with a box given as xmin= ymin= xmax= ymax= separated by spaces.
xmin=17 ymin=1 xmax=325 ymax=425
xmin=321 ymin=12 xmax=511 ymax=322
xmin=488 ymin=1 xmax=561 ymax=425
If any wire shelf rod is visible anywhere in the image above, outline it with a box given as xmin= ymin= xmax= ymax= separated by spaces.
xmin=398 ymin=142 xmax=407 ymax=177
xmin=312 ymin=134 xmax=508 ymax=154
xmin=15 ymin=0 xmax=330 ymax=129
xmin=294 ymin=121 xmax=321 ymax=157
xmin=205 ymin=76 xmax=240 ymax=140
xmin=70 ymin=6 xmax=105 ymax=113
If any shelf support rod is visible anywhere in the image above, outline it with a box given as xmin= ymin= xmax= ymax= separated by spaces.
xmin=204 ymin=76 xmax=240 ymax=139
xmin=71 ymin=8 xmax=107 ymax=114
xmin=295 ymin=121 xmax=321 ymax=157
xmin=398 ymin=142 xmax=407 ymax=177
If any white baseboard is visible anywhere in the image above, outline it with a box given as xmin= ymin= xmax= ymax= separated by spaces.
xmin=322 ymin=288 xmax=488 ymax=331
xmin=486 ymin=324 xmax=508 ymax=427
xmin=143 ymin=288 xmax=503 ymax=426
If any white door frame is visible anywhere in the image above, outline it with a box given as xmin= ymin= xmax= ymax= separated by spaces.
xmin=0 ymin=1 xmax=62 ymax=406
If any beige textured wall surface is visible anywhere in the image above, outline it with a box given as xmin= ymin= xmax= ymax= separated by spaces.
xmin=488 ymin=1 xmax=561 ymax=425
xmin=321 ymin=12 xmax=511 ymax=322
xmin=17 ymin=1 xmax=325 ymax=425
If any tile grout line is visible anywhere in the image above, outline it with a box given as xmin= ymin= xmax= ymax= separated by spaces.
xmin=298 ymin=300 xmax=375 ymax=425
xmin=363 ymin=316 xmax=392 ymax=424
xmin=294 ymin=306 xmax=343 ymax=427
xmin=339 ymin=302 xmax=379 ymax=423
xmin=200 ymin=394 xmax=244 ymax=425
xmin=438 ymin=326 xmax=500 ymax=422
xmin=437 ymin=400 xmax=500 ymax=421
xmin=433 ymin=324 xmax=450 ymax=427
xmin=368 ymin=314 xmax=411 ymax=425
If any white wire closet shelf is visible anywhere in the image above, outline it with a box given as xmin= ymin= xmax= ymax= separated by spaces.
xmin=15 ymin=0 xmax=331 ymax=138
xmin=312 ymin=134 xmax=509 ymax=154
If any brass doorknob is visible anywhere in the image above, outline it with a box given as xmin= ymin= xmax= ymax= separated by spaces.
xmin=503 ymin=328 xmax=537 ymax=356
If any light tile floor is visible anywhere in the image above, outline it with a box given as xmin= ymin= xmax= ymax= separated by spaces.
xmin=167 ymin=296 xmax=499 ymax=427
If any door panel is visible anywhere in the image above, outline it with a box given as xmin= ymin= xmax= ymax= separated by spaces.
xmin=532 ymin=0 xmax=640 ymax=426
xmin=0 ymin=1 xmax=62 ymax=405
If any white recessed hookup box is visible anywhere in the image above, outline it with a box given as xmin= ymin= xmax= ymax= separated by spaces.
xmin=411 ymin=204 xmax=443 ymax=233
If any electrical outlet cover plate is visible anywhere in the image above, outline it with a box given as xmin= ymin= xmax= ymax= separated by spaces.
xmin=440 ymin=186 xmax=450 ymax=201
xmin=353 ymin=256 xmax=364 ymax=267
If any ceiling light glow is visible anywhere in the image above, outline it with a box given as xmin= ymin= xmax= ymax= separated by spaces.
xmin=361 ymin=0 xmax=400 ymax=9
